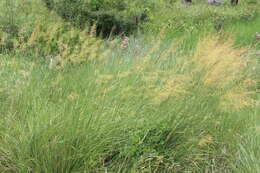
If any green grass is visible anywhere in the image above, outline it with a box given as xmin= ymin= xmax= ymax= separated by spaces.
xmin=1 ymin=35 xmax=259 ymax=172
xmin=224 ymin=14 xmax=260 ymax=48
xmin=0 ymin=0 xmax=259 ymax=173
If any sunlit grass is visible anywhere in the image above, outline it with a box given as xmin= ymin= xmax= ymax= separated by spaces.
xmin=0 ymin=32 xmax=259 ymax=172
xmin=0 ymin=0 xmax=259 ymax=172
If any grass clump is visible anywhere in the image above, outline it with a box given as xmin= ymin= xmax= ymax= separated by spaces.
xmin=0 ymin=33 xmax=258 ymax=172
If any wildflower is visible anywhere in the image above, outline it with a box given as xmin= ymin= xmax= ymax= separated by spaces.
xmin=120 ymin=36 xmax=129 ymax=49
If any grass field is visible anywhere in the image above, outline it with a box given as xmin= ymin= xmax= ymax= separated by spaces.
xmin=0 ymin=0 xmax=259 ymax=172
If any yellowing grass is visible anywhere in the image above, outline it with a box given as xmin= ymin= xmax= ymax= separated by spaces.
xmin=0 ymin=33 xmax=258 ymax=173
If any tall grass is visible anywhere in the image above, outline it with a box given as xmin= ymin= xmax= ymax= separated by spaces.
xmin=0 ymin=30 xmax=258 ymax=172
xmin=0 ymin=0 xmax=259 ymax=172
xmin=233 ymin=129 xmax=260 ymax=173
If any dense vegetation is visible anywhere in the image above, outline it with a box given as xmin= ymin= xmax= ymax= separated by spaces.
xmin=0 ymin=0 xmax=259 ymax=172
xmin=41 ymin=0 xmax=154 ymax=37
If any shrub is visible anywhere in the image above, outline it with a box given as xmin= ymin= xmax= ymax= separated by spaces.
xmin=42 ymin=0 xmax=154 ymax=37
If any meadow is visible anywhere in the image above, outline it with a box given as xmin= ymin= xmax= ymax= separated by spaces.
xmin=0 ymin=0 xmax=259 ymax=172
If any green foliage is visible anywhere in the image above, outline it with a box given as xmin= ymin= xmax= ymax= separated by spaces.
xmin=0 ymin=0 xmax=19 ymax=36
xmin=0 ymin=0 xmax=18 ymax=51
xmin=233 ymin=130 xmax=260 ymax=173
xmin=145 ymin=1 xmax=258 ymax=34
xmin=0 ymin=0 xmax=54 ymax=53
xmin=42 ymin=0 xmax=155 ymax=37
xmin=0 ymin=0 xmax=260 ymax=172
xmin=0 ymin=31 xmax=259 ymax=172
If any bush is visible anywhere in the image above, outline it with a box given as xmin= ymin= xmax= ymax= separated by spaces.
xmin=42 ymin=0 xmax=154 ymax=37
